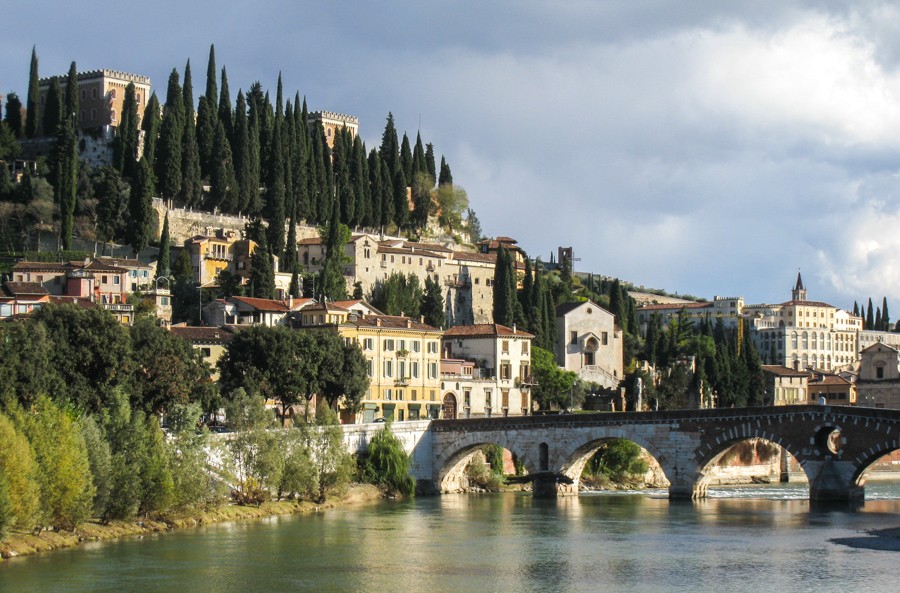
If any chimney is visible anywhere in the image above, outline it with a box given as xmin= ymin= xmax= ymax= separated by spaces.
xmin=407 ymin=318 xmax=412 ymax=328
xmin=376 ymin=317 xmax=382 ymax=327
xmin=513 ymin=323 xmax=516 ymax=334
xmin=287 ymin=295 xmax=293 ymax=308
xmin=420 ymin=315 xmax=425 ymax=324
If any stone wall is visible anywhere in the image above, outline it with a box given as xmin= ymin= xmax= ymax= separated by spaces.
xmin=341 ymin=420 xmax=433 ymax=481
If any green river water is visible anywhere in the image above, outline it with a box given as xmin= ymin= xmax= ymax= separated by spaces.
xmin=3 ymin=482 xmax=900 ymax=593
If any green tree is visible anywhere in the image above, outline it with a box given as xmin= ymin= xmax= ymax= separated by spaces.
xmin=400 ymin=132 xmax=413 ymax=183
xmin=425 ymin=142 xmax=436 ymax=181
xmin=53 ymin=112 xmax=78 ymax=250
xmin=25 ymin=47 xmax=40 ymax=138
xmin=79 ymin=415 xmax=112 ymax=518
xmin=157 ymin=212 xmax=171 ymax=278
xmin=318 ymin=200 xmax=350 ymax=301
xmin=466 ymin=208 xmax=482 ymax=243
xmin=113 ymin=83 xmax=139 ymax=179
xmin=357 ymin=423 xmax=415 ymax=496
xmin=422 ymin=275 xmax=446 ymax=328
xmin=210 ymin=119 xmax=236 ymax=210
xmin=43 ymin=76 xmax=63 ymax=138
xmin=218 ymin=66 xmax=233 ymax=140
xmin=3 ymin=92 xmax=24 ymax=139
xmin=300 ymin=406 xmax=355 ymax=503
xmin=531 ymin=346 xmax=578 ymax=410
xmin=196 ymin=96 xmax=217 ymax=180
xmin=0 ymin=320 xmax=61 ymax=408
xmin=248 ymin=230 xmax=275 ymax=299
xmin=172 ymin=248 xmax=193 ymax=281
xmin=141 ymin=93 xmax=161 ymax=180
xmin=180 ymin=65 xmax=202 ymax=207
xmin=129 ymin=156 xmax=154 ymax=255
xmin=0 ymin=411 xmax=40 ymax=530
xmin=372 ymin=272 xmax=423 ymax=318
xmin=156 ymin=70 xmax=184 ymax=199
xmin=438 ymin=155 xmax=452 ymax=186
xmin=166 ymin=403 xmax=224 ymax=510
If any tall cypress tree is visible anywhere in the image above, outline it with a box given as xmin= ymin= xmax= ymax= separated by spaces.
xmin=289 ymin=93 xmax=309 ymax=223
xmin=265 ymin=117 xmax=286 ymax=255
xmin=55 ymin=113 xmax=78 ymax=249
xmin=142 ymin=93 xmax=161 ymax=179
xmin=249 ymin=230 xmax=275 ymax=299
xmin=218 ymin=67 xmax=232 ymax=141
xmin=157 ymin=213 xmax=171 ymax=278
xmin=439 ymin=156 xmax=452 ymax=186
xmin=412 ymin=132 xmax=427 ymax=179
xmin=113 ymin=83 xmax=139 ymax=179
xmin=492 ymin=246 xmax=513 ymax=326
xmin=129 ymin=156 xmax=154 ymax=255
xmin=422 ymin=275 xmax=446 ymax=328
xmin=180 ymin=57 xmax=200 ymax=207
xmin=64 ymin=62 xmax=79 ymax=127
xmin=318 ymin=199 xmax=349 ymax=301
xmin=379 ymin=152 xmax=394 ymax=227
xmin=3 ymin=92 xmax=24 ymax=139
xmin=155 ymin=69 xmax=184 ymax=200
xmin=25 ymin=47 xmax=40 ymax=139
xmin=233 ymin=90 xmax=252 ymax=213
xmin=368 ymin=148 xmax=383 ymax=228
xmin=205 ymin=45 xmax=218 ymax=118
xmin=351 ymin=135 xmax=369 ymax=227
xmin=196 ymin=96 xmax=216 ymax=179
xmin=247 ymin=105 xmax=262 ymax=216
xmin=520 ymin=258 xmax=534 ymax=331
xmin=876 ymin=308 xmax=883 ymax=333
xmin=867 ymin=298 xmax=875 ymax=331
xmin=400 ymin=132 xmax=413 ymax=184
xmin=210 ymin=119 xmax=236 ymax=212
xmin=883 ymin=297 xmax=890 ymax=332
xmin=392 ymin=166 xmax=408 ymax=229
xmin=425 ymin=142 xmax=436 ymax=181
xmin=43 ymin=77 xmax=63 ymax=138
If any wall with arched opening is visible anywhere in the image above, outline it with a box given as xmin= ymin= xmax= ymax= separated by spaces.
xmin=435 ymin=436 xmax=535 ymax=493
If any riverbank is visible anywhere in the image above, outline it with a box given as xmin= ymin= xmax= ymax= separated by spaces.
xmin=0 ymin=483 xmax=385 ymax=562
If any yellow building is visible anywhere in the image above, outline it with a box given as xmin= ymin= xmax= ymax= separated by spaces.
xmin=298 ymin=302 xmax=444 ymax=423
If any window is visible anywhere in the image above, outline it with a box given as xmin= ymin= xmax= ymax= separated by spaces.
xmin=36 ymin=275 xmax=43 ymax=283
xmin=110 ymin=89 xmax=116 ymax=100
xmin=428 ymin=341 xmax=438 ymax=354
xmin=570 ymin=331 xmax=578 ymax=345
xmin=201 ymin=348 xmax=211 ymax=358
xmin=114 ymin=276 xmax=120 ymax=285
xmin=602 ymin=332 xmax=608 ymax=346
xmin=428 ymin=362 xmax=438 ymax=379
xmin=384 ymin=339 xmax=395 ymax=351
xmin=522 ymin=341 xmax=529 ymax=355
xmin=464 ymin=391 xmax=471 ymax=406
xmin=877 ymin=366 xmax=885 ymax=379
xmin=111 ymin=110 xmax=116 ymax=122
xmin=411 ymin=390 xmax=417 ymax=401
xmin=398 ymin=340 xmax=406 ymax=351
xmin=430 ymin=390 xmax=436 ymax=401
xmin=80 ymin=110 xmax=86 ymax=122
xmin=500 ymin=362 xmax=511 ymax=380
xmin=384 ymin=360 xmax=393 ymax=378
xmin=411 ymin=362 xmax=419 ymax=379
xmin=367 ymin=360 xmax=374 ymax=377
xmin=397 ymin=390 xmax=404 ymax=401
xmin=102 ymin=275 xmax=108 ymax=284
xmin=384 ymin=388 xmax=392 ymax=400
xmin=412 ymin=341 xmax=421 ymax=353
xmin=502 ymin=340 xmax=509 ymax=353
xmin=81 ymin=89 xmax=86 ymax=101
xmin=92 ymin=88 xmax=97 ymax=99
xmin=363 ymin=338 xmax=374 ymax=350
xmin=485 ymin=390 xmax=492 ymax=407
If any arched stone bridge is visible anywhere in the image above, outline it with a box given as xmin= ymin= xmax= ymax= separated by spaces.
xmin=424 ymin=405 xmax=900 ymax=502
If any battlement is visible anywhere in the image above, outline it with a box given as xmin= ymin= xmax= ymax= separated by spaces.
xmin=40 ymin=69 xmax=151 ymax=87
xmin=309 ymin=111 xmax=359 ymax=125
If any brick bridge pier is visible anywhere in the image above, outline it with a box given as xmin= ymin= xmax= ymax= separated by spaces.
xmin=425 ymin=405 xmax=900 ymax=502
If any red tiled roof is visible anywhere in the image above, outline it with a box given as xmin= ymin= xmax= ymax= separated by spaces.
xmin=403 ymin=241 xmax=454 ymax=253
xmin=809 ymin=374 xmax=851 ymax=386
xmin=298 ymin=238 xmax=325 ymax=245
xmin=452 ymin=252 xmax=497 ymax=263
xmin=762 ymin=365 xmax=809 ymax=377
xmin=229 ymin=296 xmax=305 ymax=312
xmin=96 ymin=257 xmax=150 ymax=269
xmin=48 ymin=296 xmax=97 ymax=309
xmin=778 ymin=300 xmax=833 ymax=308
xmin=83 ymin=261 xmax=126 ymax=272
xmin=3 ymin=282 xmax=49 ymax=296
xmin=12 ymin=261 xmax=71 ymax=272
xmin=352 ymin=315 xmax=441 ymax=331
xmin=444 ymin=323 xmax=534 ymax=338
xmin=169 ymin=326 xmax=235 ymax=342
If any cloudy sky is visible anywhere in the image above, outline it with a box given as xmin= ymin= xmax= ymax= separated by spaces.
xmin=5 ymin=1 xmax=900 ymax=311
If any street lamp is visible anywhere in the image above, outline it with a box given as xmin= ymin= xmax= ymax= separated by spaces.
xmin=570 ymin=380 xmax=577 ymax=413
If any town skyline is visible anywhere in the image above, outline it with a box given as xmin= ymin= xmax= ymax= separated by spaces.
xmin=4 ymin=1 xmax=900 ymax=309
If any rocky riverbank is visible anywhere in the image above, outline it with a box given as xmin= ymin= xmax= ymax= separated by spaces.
xmin=0 ymin=484 xmax=385 ymax=562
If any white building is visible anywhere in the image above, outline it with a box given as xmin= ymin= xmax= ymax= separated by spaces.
xmin=555 ymin=300 xmax=623 ymax=390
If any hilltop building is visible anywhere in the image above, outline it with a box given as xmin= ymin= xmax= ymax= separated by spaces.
xmin=555 ymin=300 xmax=623 ymax=390
xmin=308 ymin=111 xmax=358 ymax=149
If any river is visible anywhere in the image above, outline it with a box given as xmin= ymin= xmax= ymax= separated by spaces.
xmin=3 ymin=483 xmax=900 ymax=593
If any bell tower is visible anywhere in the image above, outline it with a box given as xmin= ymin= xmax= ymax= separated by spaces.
xmin=791 ymin=271 xmax=807 ymax=302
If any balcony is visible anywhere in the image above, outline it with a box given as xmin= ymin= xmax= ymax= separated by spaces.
xmin=395 ymin=377 xmax=410 ymax=386
xmin=204 ymin=251 xmax=234 ymax=262
xmin=102 ymin=303 xmax=135 ymax=312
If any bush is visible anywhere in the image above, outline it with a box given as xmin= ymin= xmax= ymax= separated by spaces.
xmin=0 ymin=412 xmax=40 ymax=531
xmin=583 ymin=439 xmax=648 ymax=482
xmin=357 ymin=423 xmax=415 ymax=497
xmin=483 ymin=445 xmax=505 ymax=474
xmin=465 ymin=452 xmax=503 ymax=491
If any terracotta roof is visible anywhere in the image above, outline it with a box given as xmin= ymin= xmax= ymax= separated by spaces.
xmin=302 ymin=301 xmax=349 ymax=312
xmin=777 ymin=300 xmax=833 ymax=308
xmin=444 ymin=324 xmax=534 ymax=338
xmin=3 ymin=282 xmax=49 ymax=296
xmin=169 ymin=326 xmax=235 ymax=343
xmin=48 ymin=296 xmax=97 ymax=309
xmin=298 ymin=238 xmax=325 ymax=246
xmin=352 ymin=315 xmax=441 ymax=332
xmin=452 ymin=252 xmax=497 ymax=263
xmin=12 ymin=261 xmax=71 ymax=272
xmin=762 ymin=365 xmax=809 ymax=377
xmin=638 ymin=302 xmax=712 ymax=311
xmin=229 ymin=296 xmax=304 ymax=312
xmin=809 ymin=374 xmax=851 ymax=386
xmin=83 ymin=261 xmax=126 ymax=272
xmin=96 ymin=257 xmax=150 ymax=269
xmin=403 ymin=241 xmax=454 ymax=253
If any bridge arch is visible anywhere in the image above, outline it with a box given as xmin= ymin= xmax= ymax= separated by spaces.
xmin=851 ymin=443 xmax=900 ymax=488
xmin=557 ymin=427 xmax=674 ymax=495
xmin=434 ymin=433 xmax=536 ymax=493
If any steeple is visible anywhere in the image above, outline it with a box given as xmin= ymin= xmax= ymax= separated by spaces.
xmin=792 ymin=271 xmax=807 ymax=302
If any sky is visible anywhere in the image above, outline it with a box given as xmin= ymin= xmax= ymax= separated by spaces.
xmin=4 ymin=1 xmax=900 ymax=311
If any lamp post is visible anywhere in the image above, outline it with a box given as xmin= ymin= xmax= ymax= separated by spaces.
xmin=570 ymin=380 xmax=577 ymax=413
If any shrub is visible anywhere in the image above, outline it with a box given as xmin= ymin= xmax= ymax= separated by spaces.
xmin=357 ymin=422 xmax=415 ymax=497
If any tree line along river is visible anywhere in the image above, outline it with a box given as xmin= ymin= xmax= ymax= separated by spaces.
xmin=3 ymin=482 xmax=900 ymax=593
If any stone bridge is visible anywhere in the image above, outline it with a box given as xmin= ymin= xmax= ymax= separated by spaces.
xmin=345 ymin=405 xmax=900 ymax=502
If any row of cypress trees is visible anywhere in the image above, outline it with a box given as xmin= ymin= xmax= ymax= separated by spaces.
xmin=852 ymin=297 xmax=893 ymax=332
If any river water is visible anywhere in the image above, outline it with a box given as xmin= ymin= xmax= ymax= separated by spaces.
xmin=4 ymin=483 xmax=900 ymax=593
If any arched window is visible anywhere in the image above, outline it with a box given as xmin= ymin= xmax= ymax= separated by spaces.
xmin=792 ymin=354 xmax=799 ymax=370
xmin=802 ymin=332 xmax=808 ymax=349
xmin=802 ymin=354 xmax=809 ymax=368
xmin=92 ymin=88 xmax=97 ymax=99
xmin=791 ymin=332 xmax=798 ymax=349
xmin=812 ymin=354 xmax=818 ymax=368
xmin=80 ymin=89 xmax=86 ymax=101
xmin=811 ymin=333 xmax=817 ymax=350
xmin=110 ymin=89 xmax=116 ymax=100
xmin=111 ymin=110 xmax=117 ymax=122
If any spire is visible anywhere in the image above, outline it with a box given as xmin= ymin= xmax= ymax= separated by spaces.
xmin=792 ymin=270 xmax=807 ymax=302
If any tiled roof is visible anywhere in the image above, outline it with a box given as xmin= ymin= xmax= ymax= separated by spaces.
xmin=762 ymin=365 xmax=809 ymax=377
xmin=809 ymin=374 xmax=851 ymax=386
xmin=230 ymin=296 xmax=297 ymax=312
xmin=169 ymin=326 xmax=235 ymax=343
xmin=298 ymin=238 xmax=325 ymax=245
xmin=352 ymin=315 xmax=441 ymax=331
xmin=778 ymin=300 xmax=834 ymax=308
xmin=452 ymin=252 xmax=496 ymax=263
xmin=48 ymin=296 xmax=97 ymax=309
xmin=444 ymin=323 xmax=534 ymax=338
xmin=302 ymin=301 xmax=349 ymax=312
xmin=403 ymin=241 xmax=454 ymax=253
xmin=638 ymin=302 xmax=712 ymax=311
xmin=861 ymin=342 xmax=899 ymax=353
xmin=96 ymin=257 xmax=150 ymax=269
xmin=83 ymin=261 xmax=126 ymax=272
xmin=12 ymin=261 xmax=71 ymax=272
xmin=3 ymin=282 xmax=49 ymax=296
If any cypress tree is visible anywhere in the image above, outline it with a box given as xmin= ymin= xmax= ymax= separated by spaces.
xmin=130 ymin=156 xmax=154 ymax=255
xmin=380 ymin=112 xmax=399 ymax=174
xmin=142 ymin=93 xmax=161 ymax=179
xmin=379 ymin=152 xmax=394 ymax=227
xmin=247 ymin=104 xmax=262 ymax=216
xmin=493 ymin=246 xmax=513 ymax=326
xmin=218 ymin=67 xmax=232 ymax=142
xmin=113 ymin=83 xmax=139 ymax=179
xmin=233 ymin=91 xmax=252 ymax=212
xmin=876 ymin=308 xmax=882 ymax=333
xmin=55 ymin=113 xmax=78 ymax=249
xmin=25 ymin=47 xmax=40 ymax=139
xmin=438 ymin=156 xmax=452 ymax=186
xmin=155 ymin=69 xmax=184 ymax=200
xmin=351 ymin=136 xmax=369 ymax=227
xmin=282 ymin=99 xmax=295 ymax=220
xmin=425 ymin=142 xmax=436 ymax=181
xmin=43 ymin=77 xmax=63 ymax=138
xmin=318 ymin=199 xmax=349 ymax=301
xmin=422 ymin=275 xmax=445 ymax=328
xmin=95 ymin=166 xmax=123 ymax=242
xmin=3 ymin=92 xmax=24 ymax=139
xmin=853 ymin=301 xmax=860 ymax=318
xmin=64 ymin=62 xmax=79 ymax=129
xmin=289 ymin=94 xmax=309 ymax=223
xmin=157 ymin=213 xmax=171 ymax=278
xmin=284 ymin=210 xmax=297 ymax=271
xmin=867 ymin=298 xmax=875 ymax=331
xmin=609 ymin=279 xmax=622 ymax=328
xmin=400 ymin=132 xmax=413 ymax=183
xmin=210 ymin=119 xmax=236 ymax=211
xmin=180 ymin=108 xmax=201 ymax=207
xmin=196 ymin=96 xmax=216 ymax=179
xmin=413 ymin=132 xmax=427 ymax=179
xmin=521 ymin=258 xmax=534 ymax=331
xmin=542 ymin=283 xmax=555 ymax=351
xmin=392 ymin=166 xmax=408 ymax=229
xmin=182 ymin=59 xmax=195 ymax=126
xmin=883 ymin=297 xmax=890 ymax=332
xmin=265 ymin=117 xmax=286 ymax=255
xmin=368 ymin=149 xmax=383 ymax=228
xmin=205 ymin=45 xmax=218 ymax=118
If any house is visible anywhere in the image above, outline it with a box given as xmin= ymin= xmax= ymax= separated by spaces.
xmin=807 ymin=370 xmax=855 ymax=406
xmin=202 ymin=296 xmax=312 ymax=327
xmin=168 ymin=325 xmax=238 ymax=381
xmin=555 ymin=300 xmax=623 ymax=390
xmin=442 ymin=324 xmax=534 ymax=418
xmin=856 ymin=342 xmax=900 ymax=409
xmin=761 ymin=365 xmax=809 ymax=405
xmin=0 ymin=282 xmax=50 ymax=319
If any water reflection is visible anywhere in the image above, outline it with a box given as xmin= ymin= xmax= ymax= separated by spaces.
xmin=4 ymin=485 xmax=900 ymax=593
